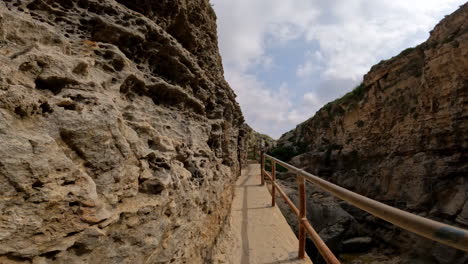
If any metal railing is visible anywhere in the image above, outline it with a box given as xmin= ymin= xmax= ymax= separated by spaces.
xmin=260 ymin=152 xmax=468 ymax=263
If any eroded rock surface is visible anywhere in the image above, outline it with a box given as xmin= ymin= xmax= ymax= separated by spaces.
xmin=242 ymin=124 xmax=276 ymax=160
xmin=274 ymin=4 xmax=468 ymax=264
xmin=0 ymin=1 xmax=247 ymax=263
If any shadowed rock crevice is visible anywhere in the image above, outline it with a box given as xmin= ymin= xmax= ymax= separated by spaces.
xmin=35 ymin=77 xmax=80 ymax=95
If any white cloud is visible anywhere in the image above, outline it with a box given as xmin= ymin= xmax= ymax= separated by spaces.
xmin=259 ymin=56 xmax=274 ymax=71
xmin=296 ymin=51 xmax=324 ymax=77
xmin=300 ymin=0 xmax=465 ymax=80
xmin=225 ymin=69 xmax=323 ymax=139
xmin=303 ymin=92 xmax=321 ymax=106
xmin=296 ymin=61 xmax=319 ymax=77
xmin=213 ymin=0 xmax=318 ymax=71
xmin=225 ymin=69 xmax=295 ymax=138
xmin=213 ymin=0 xmax=466 ymax=138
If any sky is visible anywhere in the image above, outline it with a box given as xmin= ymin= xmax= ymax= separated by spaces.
xmin=211 ymin=0 xmax=466 ymax=139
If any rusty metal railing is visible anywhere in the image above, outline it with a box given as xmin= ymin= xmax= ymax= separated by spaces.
xmin=260 ymin=152 xmax=468 ymax=263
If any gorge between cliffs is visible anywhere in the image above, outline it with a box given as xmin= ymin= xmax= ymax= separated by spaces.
xmin=271 ymin=4 xmax=468 ymax=264
xmin=0 ymin=1 xmax=467 ymax=264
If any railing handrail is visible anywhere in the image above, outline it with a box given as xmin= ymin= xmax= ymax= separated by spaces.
xmin=261 ymin=152 xmax=468 ymax=261
xmin=261 ymin=153 xmax=340 ymax=263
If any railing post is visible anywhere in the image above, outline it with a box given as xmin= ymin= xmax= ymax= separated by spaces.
xmin=260 ymin=151 xmax=265 ymax=185
xmin=271 ymin=160 xmax=276 ymax=207
xmin=253 ymin=144 xmax=256 ymax=160
xmin=298 ymin=173 xmax=306 ymax=259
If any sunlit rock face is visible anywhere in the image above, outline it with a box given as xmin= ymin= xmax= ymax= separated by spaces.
xmin=275 ymin=4 xmax=468 ymax=263
xmin=0 ymin=0 xmax=248 ymax=263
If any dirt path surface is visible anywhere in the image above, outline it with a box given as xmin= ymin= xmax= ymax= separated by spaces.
xmin=212 ymin=164 xmax=312 ymax=264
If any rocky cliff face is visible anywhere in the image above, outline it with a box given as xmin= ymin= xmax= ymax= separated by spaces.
xmin=275 ymin=4 xmax=468 ymax=264
xmin=0 ymin=1 xmax=247 ymax=263
xmin=242 ymin=124 xmax=276 ymax=161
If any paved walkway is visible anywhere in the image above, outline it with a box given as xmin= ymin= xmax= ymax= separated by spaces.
xmin=218 ymin=163 xmax=312 ymax=264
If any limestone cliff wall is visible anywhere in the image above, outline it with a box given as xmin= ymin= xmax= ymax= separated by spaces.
xmin=0 ymin=0 xmax=246 ymax=263
xmin=242 ymin=124 xmax=276 ymax=161
xmin=276 ymin=4 xmax=468 ymax=263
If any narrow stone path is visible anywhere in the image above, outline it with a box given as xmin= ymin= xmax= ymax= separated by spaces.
xmin=213 ymin=163 xmax=312 ymax=264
